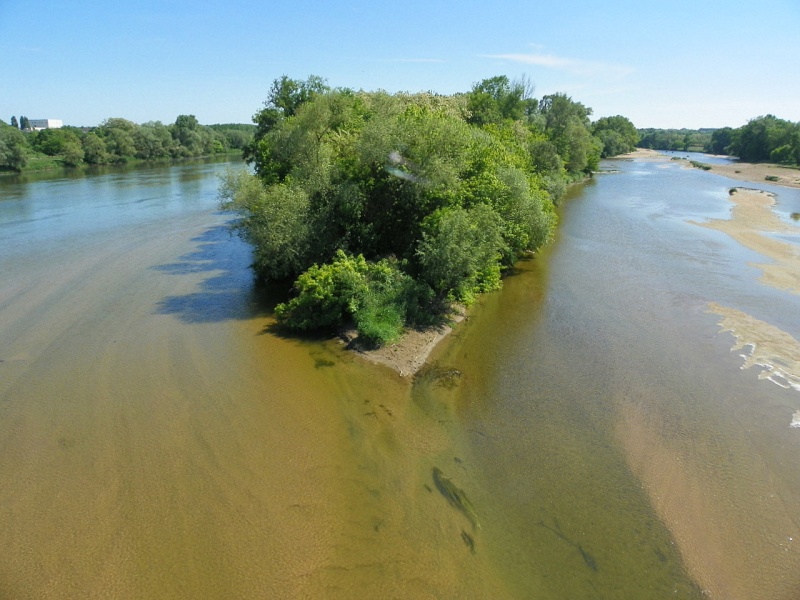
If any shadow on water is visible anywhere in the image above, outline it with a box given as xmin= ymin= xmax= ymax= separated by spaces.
xmin=153 ymin=221 xmax=279 ymax=323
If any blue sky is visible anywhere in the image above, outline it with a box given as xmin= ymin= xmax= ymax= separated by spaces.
xmin=2 ymin=0 xmax=798 ymax=129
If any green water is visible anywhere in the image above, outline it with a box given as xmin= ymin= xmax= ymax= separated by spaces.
xmin=2 ymin=156 xmax=799 ymax=598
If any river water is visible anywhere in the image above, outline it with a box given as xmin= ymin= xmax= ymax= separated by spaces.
xmin=1 ymin=155 xmax=799 ymax=598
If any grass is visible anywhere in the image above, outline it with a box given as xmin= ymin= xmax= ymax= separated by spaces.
xmin=25 ymin=155 xmax=66 ymax=171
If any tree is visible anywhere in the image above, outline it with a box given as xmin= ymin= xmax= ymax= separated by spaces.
xmin=61 ymin=140 xmax=84 ymax=166
xmin=539 ymin=93 xmax=599 ymax=173
xmin=0 ymin=121 xmax=28 ymax=170
xmin=223 ymin=76 xmax=595 ymax=343
xmin=707 ymin=127 xmax=734 ymax=155
xmin=219 ymin=171 xmax=314 ymax=281
xmin=10 ymin=116 xmax=18 ymax=129
xmin=19 ymin=116 xmax=29 ymax=131
xmin=31 ymin=127 xmax=82 ymax=156
xmin=592 ymin=115 xmax=638 ymax=157
xmin=244 ymin=75 xmax=330 ymax=166
xmin=133 ymin=121 xmax=173 ymax=159
xmin=466 ymin=75 xmax=535 ymax=127
xmin=416 ymin=204 xmax=506 ymax=303
xmin=81 ymin=132 xmax=108 ymax=164
xmin=728 ymin=115 xmax=797 ymax=163
xmin=99 ymin=121 xmax=136 ymax=162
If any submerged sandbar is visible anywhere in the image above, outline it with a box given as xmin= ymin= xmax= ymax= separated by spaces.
xmin=697 ymin=187 xmax=800 ymax=295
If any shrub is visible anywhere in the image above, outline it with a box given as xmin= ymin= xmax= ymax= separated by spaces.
xmin=275 ymin=250 xmax=418 ymax=346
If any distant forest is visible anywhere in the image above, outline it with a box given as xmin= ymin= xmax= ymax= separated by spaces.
xmin=638 ymin=114 xmax=800 ymax=165
xmin=0 ymin=115 xmax=255 ymax=172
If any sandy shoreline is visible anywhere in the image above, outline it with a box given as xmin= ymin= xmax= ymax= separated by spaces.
xmin=702 ymin=158 xmax=800 ymax=189
xmin=697 ymin=187 xmax=800 ymax=295
xmin=619 ymin=148 xmax=800 ymax=189
xmin=341 ymin=311 xmax=464 ymax=377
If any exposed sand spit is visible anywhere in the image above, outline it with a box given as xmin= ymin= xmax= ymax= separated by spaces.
xmin=696 ymin=188 xmax=800 ymax=295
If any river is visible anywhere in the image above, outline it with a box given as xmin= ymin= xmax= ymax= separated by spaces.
xmin=1 ymin=155 xmax=799 ymax=598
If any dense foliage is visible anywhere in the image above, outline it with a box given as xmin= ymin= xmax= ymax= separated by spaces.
xmin=718 ymin=115 xmax=800 ymax=164
xmin=638 ymin=116 xmax=800 ymax=166
xmin=0 ymin=116 xmax=254 ymax=171
xmin=0 ymin=120 xmax=28 ymax=170
xmin=637 ymin=128 xmax=714 ymax=152
xmin=223 ymin=75 xmax=625 ymax=345
xmin=592 ymin=116 xmax=639 ymax=157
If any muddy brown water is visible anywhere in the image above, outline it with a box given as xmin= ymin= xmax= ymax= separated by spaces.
xmin=1 ymin=156 xmax=799 ymax=598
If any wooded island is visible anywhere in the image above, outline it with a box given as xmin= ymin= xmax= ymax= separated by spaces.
xmin=221 ymin=75 xmax=638 ymax=346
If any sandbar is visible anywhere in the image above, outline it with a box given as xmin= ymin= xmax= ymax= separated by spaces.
xmin=619 ymin=148 xmax=800 ymax=189
xmin=697 ymin=188 xmax=800 ymax=295
xmin=341 ymin=311 xmax=464 ymax=377
xmin=701 ymin=159 xmax=800 ymax=189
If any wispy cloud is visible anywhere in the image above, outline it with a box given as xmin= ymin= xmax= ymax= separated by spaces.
xmin=386 ymin=58 xmax=446 ymax=64
xmin=484 ymin=52 xmax=633 ymax=79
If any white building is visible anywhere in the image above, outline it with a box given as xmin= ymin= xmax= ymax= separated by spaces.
xmin=28 ymin=119 xmax=63 ymax=131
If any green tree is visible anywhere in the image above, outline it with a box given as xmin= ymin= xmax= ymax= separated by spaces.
xmin=416 ymin=204 xmax=506 ymax=303
xmin=244 ymin=75 xmax=329 ymax=167
xmin=466 ymin=75 xmax=535 ymax=127
xmin=81 ymin=131 xmax=108 ymax=164
xmin=61 ymin=139 xmax=84 ymax=166
xmin=223 ymin=76 xmax=585 ymax=343
xmin=105 ymin=129 xmax=136 ymax=161
xmin=729 ymin=115 xmax=798 ymax=163
xmin=539 ymin=93 xmax=599 ymax=173
xmin=220 ymin=170 xmax=314 ymax=281
xmin=769 ymin=144 xmax=794 ymax=164
xmin=0 ymin=120 xmax=29 ymax=170
xmin=10 ymin=116 xmax=18 ymax=129
xmin=274 ymin=250 xmax=416 ymax=345
xmin=707 ymin=127 xmax=734 ymax=155
xmin=31 ymin=127 xmax=82 ymax=156
xmin=96 ymin=118 xmax=138 ymax=162
xmin=592 ymin=115 xmax=638 ymax=157
xmin=132 ymin=121 xmax=172 ymax=159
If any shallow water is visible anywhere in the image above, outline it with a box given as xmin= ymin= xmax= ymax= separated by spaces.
xmin=428 ymin=157 xmax=800 ymax=598
xmin=1 ymin=155 xmax=800 ymax=598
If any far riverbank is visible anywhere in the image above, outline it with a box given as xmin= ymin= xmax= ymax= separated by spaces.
xmin=621 ymin=148 xmax=800 ymax=189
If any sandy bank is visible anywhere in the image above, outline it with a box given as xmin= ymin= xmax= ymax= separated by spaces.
xmin=340 ymin=310 xmax=465 ymax=377
xmin=616 ymin=148 xmax=667 ymax=161
xmin=620 ymin=148 xmax=800 ymax=189
xmin=696 ymin=188 xmax=800 ymax=295
xmin=702 ymin=160 xmax=800 ymax=189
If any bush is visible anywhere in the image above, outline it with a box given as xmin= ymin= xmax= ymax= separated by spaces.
xmin=275 ymin=251 xmax=418 ymax=346
xmin=416 ymin=204 xmax=506 ymax=303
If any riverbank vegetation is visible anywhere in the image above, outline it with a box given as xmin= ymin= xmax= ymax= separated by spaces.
xmin=708 ymin=115 xmax=800 ymax=165
xmin=638 ymin=115 xmax=800 ymax=167
xmin=637 ymin=128 xmax=714 ymax=152
xmin=221 ymin=75 xmax=637 ymax=346
xmin=0 ymin=116 xmax=254 ymax=172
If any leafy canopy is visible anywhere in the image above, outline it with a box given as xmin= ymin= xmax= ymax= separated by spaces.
xmin=222 ymin=76 xmax=616 ymax=345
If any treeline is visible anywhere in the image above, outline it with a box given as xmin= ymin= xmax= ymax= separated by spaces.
xmin=637 ymin=128 xmax=714 ymax=152
xmin=707 ymin=115 xmax=800 ymax=164
xmin=222 ymin=75 xmax=638 ymax=346
xmin=0 ymin=115 xmax=255 ymax=172
xmin=638 ymin=115 xmax=800 ymax=166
